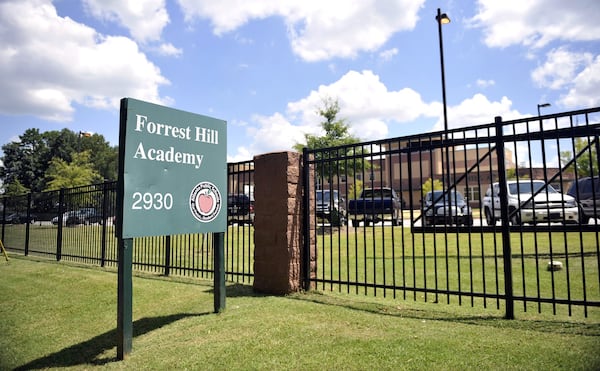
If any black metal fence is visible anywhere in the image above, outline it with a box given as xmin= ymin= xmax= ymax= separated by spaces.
xmin=1 ymin=163 xmax=255 ymax=284
xmin=3 ymin=108 xmax=600 ymax=318
xmin=303 ymin=107 xmax=600 ymax=317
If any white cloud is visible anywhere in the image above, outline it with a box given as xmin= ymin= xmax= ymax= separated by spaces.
xmin=432 ymin=93 xmax=522 ymax=132
xmin=476 ymin=79 xmax=495 ymax=88
xmin=379 ymin=48 xmax=398 ymax=62
xmin=559 ymin=55 xmax=600 ymax=108
xmin=288 ymin=70 xmax=437 ymax=134
xmin=532 ymin=47 xmax=593 ymax=90
xmin=531 ymin=48 xmax=600 ymax=108
xmin=230 ymin=70 xmax=439 ymax=160
xmin=0 ymin=0 xmax=170 ymax=121
xmin=154 ymin=42 xmax=183 ymax=57
xmin=244 ymin=112 xmax=306 ymax=153
xmin=176 ymin=0 xmax=425 ymax=61
xmin=469 ymin=0 xmax=600 ymax=48
xmin=83 ymin=0 xmax=170 ymax=43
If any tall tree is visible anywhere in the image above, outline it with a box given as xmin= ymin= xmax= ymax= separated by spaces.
xmin=0 ymin=129 xmax=48 ymax=192
xmin=1 ymin=128 xmax=118 ymax=193
xmin=294 ymin=97 xmax=370 ymax=183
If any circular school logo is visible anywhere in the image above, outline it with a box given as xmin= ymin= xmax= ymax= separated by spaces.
xmin=189 ymin=181 xmax=222 ymax=222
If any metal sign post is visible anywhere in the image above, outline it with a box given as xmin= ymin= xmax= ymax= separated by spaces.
xmin=116 ymin=98 xmax=227 ymax=359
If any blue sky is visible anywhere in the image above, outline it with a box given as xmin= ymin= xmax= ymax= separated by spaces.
xmin=1 ymin=0 xmax=599 ymax=163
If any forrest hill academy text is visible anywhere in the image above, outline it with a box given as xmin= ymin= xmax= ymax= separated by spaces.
xmin=132 ymin=114 xmax=218 ymax=169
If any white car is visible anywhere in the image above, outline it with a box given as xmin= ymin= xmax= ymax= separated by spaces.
xmin=483 ymin=180 xmax=579 ymax=225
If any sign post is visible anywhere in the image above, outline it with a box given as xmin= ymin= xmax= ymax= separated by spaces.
xmin=116 ymin=98 xmax=227 ymax=359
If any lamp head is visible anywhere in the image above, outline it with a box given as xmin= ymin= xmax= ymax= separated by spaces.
xmin=436 ymin=13 xmax=451 ymax=24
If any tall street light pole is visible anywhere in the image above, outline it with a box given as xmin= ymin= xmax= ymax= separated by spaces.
xmin=436 ymin=8 xmax=451 ymax=195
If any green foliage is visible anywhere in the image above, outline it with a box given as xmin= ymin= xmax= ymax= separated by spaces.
xmin=0 ymin=128 xmax=118 ymax=192
xmin=294 ymin=97 xmax=370 ymax=181
xmin=348 ymin=179 xmax=363 ymax=200
xmin=560 ymin=138 xmax=599 ymax=177
xmin=44 ymin=151 xmax=102 ymax=191
xmin=2 ymin=178 xmax=30 ymax=196
xmin=421 ymin=177 xmax=443 ymax=196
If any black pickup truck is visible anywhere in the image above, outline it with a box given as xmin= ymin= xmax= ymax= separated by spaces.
xmin=347 ymin=187 xmax=402 ymax=227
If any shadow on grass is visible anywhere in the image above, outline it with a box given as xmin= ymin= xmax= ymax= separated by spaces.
xmin=291 ymin=292 xmax=600 ymax=337
xmin=14 ymin=312 xmax=210 ymax=370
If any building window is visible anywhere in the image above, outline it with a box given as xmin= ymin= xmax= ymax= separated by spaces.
xmin=464 ymin=186 xmax=480 ymax=202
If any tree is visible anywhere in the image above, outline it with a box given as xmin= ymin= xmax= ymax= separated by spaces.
xmin=1 ymin=128 xmax=118 ymax=193
xmin=44 ymin=151 xmax=102 ymax=191
xmin=0 ymin=129 xmax=48 ymax=192
xmin=348 ymin=179 xmax=363 ymax=200
xmin=2 ymin=179 xmax=29 ymax=196
xmin=293 ymin=97 xmax=370 ymax=183
xmin=421 ymin=178 xmax=443 ymax=197
xmin=560 ymin=138 xmax=599 ymax=177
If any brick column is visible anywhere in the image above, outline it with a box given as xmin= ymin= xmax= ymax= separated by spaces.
xmin=253 ymin=151 xmax=314 ymax=294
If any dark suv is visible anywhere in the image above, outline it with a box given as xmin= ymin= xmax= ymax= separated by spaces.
xmin=567 ymin=177 xmax=600 ymax=224
xmin=227 ymin=194 xmax=254 ymax=225
xmin=316 ymin=189 xmax=347 ymax=226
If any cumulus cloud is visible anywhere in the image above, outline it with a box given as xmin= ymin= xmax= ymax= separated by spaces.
xmin=228 ymin=73 xmax=526 ymax=161
xmin=83 ymin=0 xmax=170 ymax=43
xmin=0 ymin=0 xmax=170 ymax=121
xmin=228 ymin=70 xmax=441 ymax=160
xmin=532 ymin=47 xmax=593 ymax=90
xmin=176 ymin=0 xmax=425 ymax=61
xmin=469 ymin=0 xmax=600 ymax=48
xmin=532 ymin=47 xmax=600 ymax=108
xmin=431 ymin=93 xmax=522 ymax=132
xmin=559 ymin=55 xmax=600 ymax=108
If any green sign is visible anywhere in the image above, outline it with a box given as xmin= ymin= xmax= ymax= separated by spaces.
xmin=117 ymin=98 xmax=227 ymax=238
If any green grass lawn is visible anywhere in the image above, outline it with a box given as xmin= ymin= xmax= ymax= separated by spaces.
xmin=1 ymin=256 xmax=599 ymax=370
xmin=3 ymin=223 xmax=599 ymax=318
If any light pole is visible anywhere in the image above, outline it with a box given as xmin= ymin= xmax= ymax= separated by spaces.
xmin=436 ymin=8 xmax=451 ymax=194
xmin=537 ymin=103 xmax=551 ymax=117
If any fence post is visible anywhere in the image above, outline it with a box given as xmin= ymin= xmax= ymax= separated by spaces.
xmin=56 ymin=188 xmax=64 ymax=261
xmin=100 ymin=181 xmax=109 ymax=267
xmin=495 ymin=116 xmax=514 ymax=319
xmin=302 ymin=148 xmax=312 ymax=291
xmin=24 ymin=193 xmax=32 ymax=255
xmin=164 ymin=235 xmax=171 ymax=276
xmin=1 ymin=197 xmax=5 ymax=242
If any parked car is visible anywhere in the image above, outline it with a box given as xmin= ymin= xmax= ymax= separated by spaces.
xmin=422 ymin=190 xmax=473 ymax=226
xmin=52 ymin=212 xmax=70 ymax=225
xmin=316 ymin=189 xmax=347 ymax=226
xmin=483 ymin=180 xmax=579 ymax=225
xmin=227 ymin=194 xmax=254 ymax=225
xmin=1 ymin=212 xmax=36 ymax=224
xmin=66 ymin=208 xmax=103 ymax=226
xmin=52 ymin=208 xmax=103 ymax=226
xmin=347 ymin=187 xmax=402 ymax=227
xmin=566 ymin=176 xmax=600 ymax=224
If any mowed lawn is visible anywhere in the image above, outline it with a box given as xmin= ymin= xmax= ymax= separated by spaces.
xmin=1 ymin=256 xmax=599 ymax=370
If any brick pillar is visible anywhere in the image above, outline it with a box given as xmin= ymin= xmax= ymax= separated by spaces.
xmin=253 ymin=151 xmax=313 ymax=294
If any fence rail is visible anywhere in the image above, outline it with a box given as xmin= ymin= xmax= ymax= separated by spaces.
xmin=303 ymin=107 xmax=600 ymax=317
xmin=1 ymin=164 xmax=255 ymax=284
